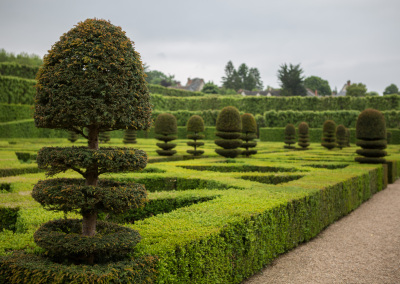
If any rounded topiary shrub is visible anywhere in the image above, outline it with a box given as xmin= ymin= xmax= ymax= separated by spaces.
xmin=123 ymin=128 xmax=137 ymax=144
xmin=186 ymin=115 xmax=205 ymax=156
xmin=215 ymin=106 xmax=242 ymax=158
xmin=240 ymin=113 xmax=257 ymax=157
xmin=336 ymin=124 xmax=347 ymax=149
xmin=284 ymin=124 xmax=296 ymax=149
xmin=155 ymin=113 xmax=177 ymax=156
xmin=297 ymin=122 xmax=310 ymax=150
xmin=0 ymin=19 xmax=154 ymax=281
xmin=321 ymin=120 xmax=336 ymax=150
xmin=355 ymin=108 xmax=387 ymax=163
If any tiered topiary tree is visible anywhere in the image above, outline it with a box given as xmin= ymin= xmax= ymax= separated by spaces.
xmin=297 ymin=121 xmax=310 ymax=150
xmin=284 ymin=123 xmax=296 ymax=149
xmin=355 ymin=108 xmax=387 ymax=163
xmin=11 ymin=19 xmax=157 ymax=276
xmin=155 ymin=113 xmax=177 ymax=156
xmin=215 ymin=106 xmax=242 ymax=158
xmin=123 ymin=128 xmax=137 ymax=144
xmin=336 ymin=124 xmax=347 ymax=149
xmin=321 ymin=120 xmax=336 ymax=150
xmin=240 ymin=113 xmax=257 ymax=157
xmin=186 ymin=115 xmax=205 ymax=156
xmin=99 ymin=130 xmax=111 ymax=143
xmin=68 ymin=130 xmax=79 ymax=143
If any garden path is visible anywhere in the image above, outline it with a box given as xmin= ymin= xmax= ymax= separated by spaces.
xmin=243 ymin=179 xmax=400 ymax=284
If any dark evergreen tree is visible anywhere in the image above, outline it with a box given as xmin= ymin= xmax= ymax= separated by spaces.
xmin=277 ymin=63 xmax=307 ymax=96
xmin=215 ymin=106 xmax=242 ymax=158
xmin=321 ymin=120 xmax=337 ymax=150
xmin=186 ymin=115 xmax=205 ymax=156
xmin=155 ymin=113 xmax=178 ymax=156
xmin=123 ymin=128 xmax=137 ymax=144
xmin=29 ymin=19 xmax=153 ymax=267
xmin=297 ymin=122 xmax=310 ymax=149
xmin=284 ymin=124 xmax=296 ymax=149
xmin=355 ymin=109 xmax=387 ymax=163
xmin=336 ymin=124 xmax=347 ymax=149
xmin=240 ymin=113 xmax=257 ymax=157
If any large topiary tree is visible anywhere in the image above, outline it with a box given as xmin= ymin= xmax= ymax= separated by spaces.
xmin=155 ymin=113 xmax=177 ymax=156
xmin=336 ymin=124 xmax=347 ymax=149
xmin=321 ymin=120 xmax=336 ymax=150
xmin=355 ymin=108 xmax=387 ymax=163
xmin=297 ymin=122 xmax=310 ymax=150
xmin=215 ymin=106 xmax=242 ymax=158
xmin=32 ymin=19 xmax=153 ymax=265
xmin=284 ymin=124 xmax=296 ymax=149
xmin=186 ymin=115 xmax=205 ymax=156
xmin=240 ymin=113 xmax=257 ymax=157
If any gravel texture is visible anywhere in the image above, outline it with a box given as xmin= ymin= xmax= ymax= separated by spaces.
xmin=243 ymin=179 xmax=400 ymax=284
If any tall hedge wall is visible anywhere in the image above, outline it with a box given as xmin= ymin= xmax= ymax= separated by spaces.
xmin=0 ymin=104 xmax=33 ymax=122
xmin=0 ymin=76 xmax=36 ymax=104
xmin=0 ymin=62 xmax=39 ymax=80
xmin=148 ymin=84 xmax=205 ymax=97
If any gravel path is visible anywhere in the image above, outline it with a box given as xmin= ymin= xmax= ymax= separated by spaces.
xmin=243 ymin=179 xmax=400 ymax=284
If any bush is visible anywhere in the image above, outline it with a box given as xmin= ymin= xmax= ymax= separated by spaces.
xmin=297 ymin=122 xmax=310 ymax=149
xmin=355 ymin=108 xmax=387 ymax=163
xmin=99 ymin=131 xmax=111 ymax=144
xmin=186 ymin=115 xmax=205 ymax=156
xmin=155 ymin=113 xmax=178 ymax=156
xmin=0 ymin=76 xmax=35 ymax=104
xmin=67 ymin=131 xmax=79 ymax=143
xmin=240 ymin=113 xmax=257 ymax=157
xmin=0 ymin=62 xmax=39 ymax=79
xmin=284 ymin=124 xmax=296 ymax=149
xmin=215 ymin=106 xmax=242 ymax=158
xmin=321 ymin=120 xmax=336 ymax=150
xmin=123 ymin=128 xmax=137 ymax=144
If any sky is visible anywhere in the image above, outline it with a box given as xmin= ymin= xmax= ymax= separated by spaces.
xmin=1 ymin=0 xmax=399 ymax=94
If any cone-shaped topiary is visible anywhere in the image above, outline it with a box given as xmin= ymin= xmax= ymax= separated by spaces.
xmin=336 ymin=124 xmax=347 ymax=149
xmin=155 ymin=113 xmax=177 ymax=156
xmin=29 ymin=19 xmax=153 ymax=267
xmin=355 ymin=108 xmax=387 ymax=163
xmin=321 ymin=120 xmax=336 ymax=150
xmin=186 ymin=115 xmax=205 ymax=156
xmin=240 ymin=113 xmax=257 ymax=157
xmin=99 ymin=131 xmax=111 ymax=143
xmin=215 ymin=106 xmax=242 ymax=158
xmin=297 ymin=122 xmax=310 ymax=150
xmin=123 ymin=128 xmax=137 ymax=144
xmin=68 ymin=131 xmax=79 ymax=143
xmin=346 ymin=128 xmax=351 ymax=147
xmin=284 ymin=124 xmax=296 ymax=149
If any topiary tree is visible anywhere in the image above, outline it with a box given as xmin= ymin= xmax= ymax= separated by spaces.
xmin=68 ymin=130 xmax=79 ymax=143
xmin=346 ymin=128 xmax=351 ymax=147
xmin=155 ymin=113 xmax=177 ymax=156
xmin=355 ymin=108 xmax=387 ymax=163
xmin=31 ymin=19 xmax=153 ymax=266
xmin=284 ymin=124 xmax=296 ymax=149
xmin=321 ymin=120 xmax=336 ymax=150
xmin=215 ymin=106 xmax=242 ymax=158
xmin=336 ymin=124 xmax=347 ymax=149
xmin=99 ymin=130 xmax=111 ymax=143
xmin=186 ymin=115 xmax=205 ymax=156
xmin=297 ymin=122 xmax=310 ymax=149
xmin=123 ymin=128 xmax=137 ymax=144
xmin=240 ymin=113 xmax=257 ymax=157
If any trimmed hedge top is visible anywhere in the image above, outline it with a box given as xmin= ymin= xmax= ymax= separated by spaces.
xmin=216 ymin=106 xmax=242 ymax=132
xmin=155 ymin=113 xmax=178 ymax=135
xmin=187 ymin=115 xmax=205 ymax=133
xmin=298 ymin=121 xmax=309 ymax=135
xmin=323 ymin=120 xmax=336 ymax=133
xmin=285 ymin=123 xmax=296 ymax=136
xmin=35 ymin=18 xmax=152 ymax=132
xmin=356 ymin=108 xmax=386 ymax=140
xmin=241 ymin=113 xmax=257 ymax=133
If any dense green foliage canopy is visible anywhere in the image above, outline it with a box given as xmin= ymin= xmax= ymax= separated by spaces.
xmin=383 ymin=84 xmax=399 ymax=95
xmin=346 ymin=83 xmax=367 ymax=97
xmin=221 ymin=61 xmax=263 ymax=91
xmin=277 ymin=63 xmax=307 ymax=96
xmin=304 ymin=76 xmax=332 ymax=96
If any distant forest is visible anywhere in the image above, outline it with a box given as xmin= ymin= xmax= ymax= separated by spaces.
xmin=0 ymin=48 xmax=43 ymax=66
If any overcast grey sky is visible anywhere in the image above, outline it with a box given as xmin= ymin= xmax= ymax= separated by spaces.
xmin=1 ymin=0 xmax=399 ymax=93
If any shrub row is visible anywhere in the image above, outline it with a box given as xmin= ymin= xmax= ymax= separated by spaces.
xmin=150 ymin=94 xmax=400 ymax=112
xmin=0 ymin=76 xmax=36 ymax=104
xmin=0 ymin=104 xmax=33 ymax=122
xmin=0 ymin=62 xmax=39 ymax=80
xmin=0 ymin=207 xmax=19 ymax=231
xmin=149 ymin=84 xmax=204 ymax=97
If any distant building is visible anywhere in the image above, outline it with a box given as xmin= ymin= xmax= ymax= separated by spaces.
xmin=335 ymin=80 xmax=351 ymax=97
xmin=172 ymin=78 xmax=205 ymax=92
xmin=238 ymin=88 xmax=281 ymax=97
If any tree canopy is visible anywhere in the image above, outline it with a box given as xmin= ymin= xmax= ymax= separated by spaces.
xmin=221 ymin=61 xmax=263 ymax=91
xmin=304 ymin=75 xmax=332 ymax=96
xmin=277 ymin=63 xmax=307 ymax=96
xmin=144 ymin=66 xmax=177 ymax=87
xmin=346 ymin=83 xmax=367 ymax=97
xmin=202 ymin=81 xmax=220 ymax=94
xmin=383 ymin=83 xmax=399 ymax=95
